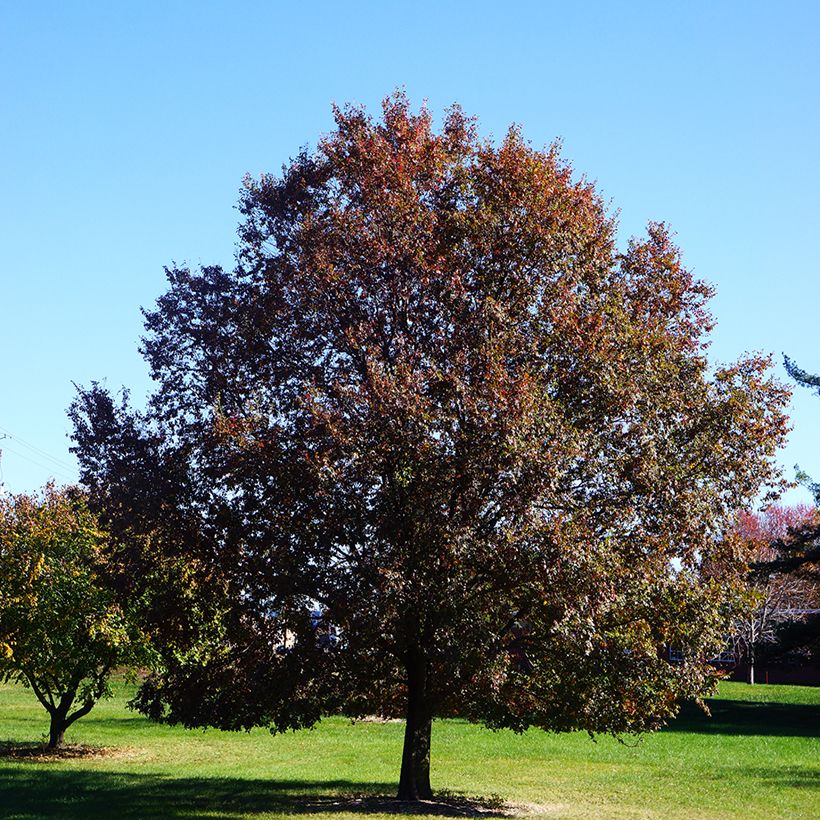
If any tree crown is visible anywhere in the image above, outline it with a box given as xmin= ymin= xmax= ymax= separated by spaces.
xmin=72 ymin=94 xmax=790 ymax=745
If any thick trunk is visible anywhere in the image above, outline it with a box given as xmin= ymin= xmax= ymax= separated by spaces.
xmin=397 ymin=649 xmax=433 ymax=801
xmin=48 ymin=710 xmax=68 ymax=750
xmin=45 ymin=691 xmax=95 ymax=750
xmin=26 ymin=672 xmax=97 ymax=751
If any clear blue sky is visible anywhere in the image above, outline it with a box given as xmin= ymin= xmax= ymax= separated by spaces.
xmin=1 ymin=2 xmax=818 ymax=502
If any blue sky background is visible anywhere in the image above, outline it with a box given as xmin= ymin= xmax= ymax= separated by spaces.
xmin=1 ymin=2 xmax=818 ymax=503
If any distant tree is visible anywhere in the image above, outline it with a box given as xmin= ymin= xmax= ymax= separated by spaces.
xmin=758 ymin=355 xmax=820 ymax=659
xmin=71 ymin=93 xmax=790 ymax=800
xmin=0 ymin=484 xmax=146 ymax=749
xmin=731 ymin=505 xmax=818 ymax=683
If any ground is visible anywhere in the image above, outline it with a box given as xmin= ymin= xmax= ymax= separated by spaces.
xmin=0 ymin=680 xmax=817 ymax=819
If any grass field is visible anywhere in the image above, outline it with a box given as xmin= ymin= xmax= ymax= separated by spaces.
xmin=1 ymin=680 xmax=818 ymax=819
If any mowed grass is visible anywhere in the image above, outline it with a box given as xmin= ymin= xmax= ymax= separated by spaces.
xmin=0 ymin=680 xmax=818 ymax=819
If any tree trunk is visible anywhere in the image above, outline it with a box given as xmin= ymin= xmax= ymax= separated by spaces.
xmin=48 ymin=709 xmax=69 ymax=750
xmin=749 ymin=646 xmax=755 ymax=685
xmin=45 ymin=691 xmax=95 ymax=750
xmin=397 ymin=648 xmax=433 ymax=801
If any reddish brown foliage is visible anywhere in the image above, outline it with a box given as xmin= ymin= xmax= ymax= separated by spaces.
xmin=71 ymin=93 xmax=791 ymax=798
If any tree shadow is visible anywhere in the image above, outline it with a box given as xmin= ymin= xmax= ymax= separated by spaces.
xmin=0 ymin=770 xmax=517 ymax=818
xmin=736 ymin=766 xmax=820 ymax=791
xmin=664 ymin=698 xmax=820 ymax=738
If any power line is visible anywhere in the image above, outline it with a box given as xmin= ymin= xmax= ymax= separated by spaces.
xmin=0 ymin=424 xmax=76 ymax=472
xmin=0 ymin=434 xmax=6 ymax=491
xmin=0 ymin=443 xmax=76 ymax=484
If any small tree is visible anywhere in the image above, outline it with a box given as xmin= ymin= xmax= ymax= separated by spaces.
xmin=770 ymin=358 xmax=820 ymax=660
xmin=731 ymin=506 xmax=819 ymax=683
xmin=733 ymin=509 xmax=809 ymax=682
xmin=71 ymin=93 xmax=790 ymax=799
xmin=0 ymin=484 xmax=145 ymax=749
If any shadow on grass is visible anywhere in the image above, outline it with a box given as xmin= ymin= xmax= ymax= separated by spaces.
xmin=737 ymin=766 xmax=820 ymax=791
xmin=0 ymin=770 xmax=516 ymax=818
xmin=665 ymin=698 xmax=820 ymax=738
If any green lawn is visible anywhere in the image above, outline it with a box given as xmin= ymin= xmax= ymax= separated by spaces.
xmin=1 ymin=680 xmax=817 ymax=819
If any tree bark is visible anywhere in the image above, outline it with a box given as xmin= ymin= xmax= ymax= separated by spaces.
xmin=25 ymin=671 xmax=97 ymax=750
xmin=48 ymin=712 xmax=67 ymax=750
xmin=47 ymin=694 xmax=73 ymax=750
xmin=397 ymin=647 xmax=433 ymax=801
xmin=46 ymin=693 xmax=95 ymax=750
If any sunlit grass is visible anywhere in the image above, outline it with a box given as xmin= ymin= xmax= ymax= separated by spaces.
xmin=1 ymin=679 xmax=817 ymax=818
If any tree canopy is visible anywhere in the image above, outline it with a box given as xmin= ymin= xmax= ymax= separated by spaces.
xmin=0 ymin=484 xmax=146 ymax=748
xmin=71 ymin=93 xmax=790 ymax=799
